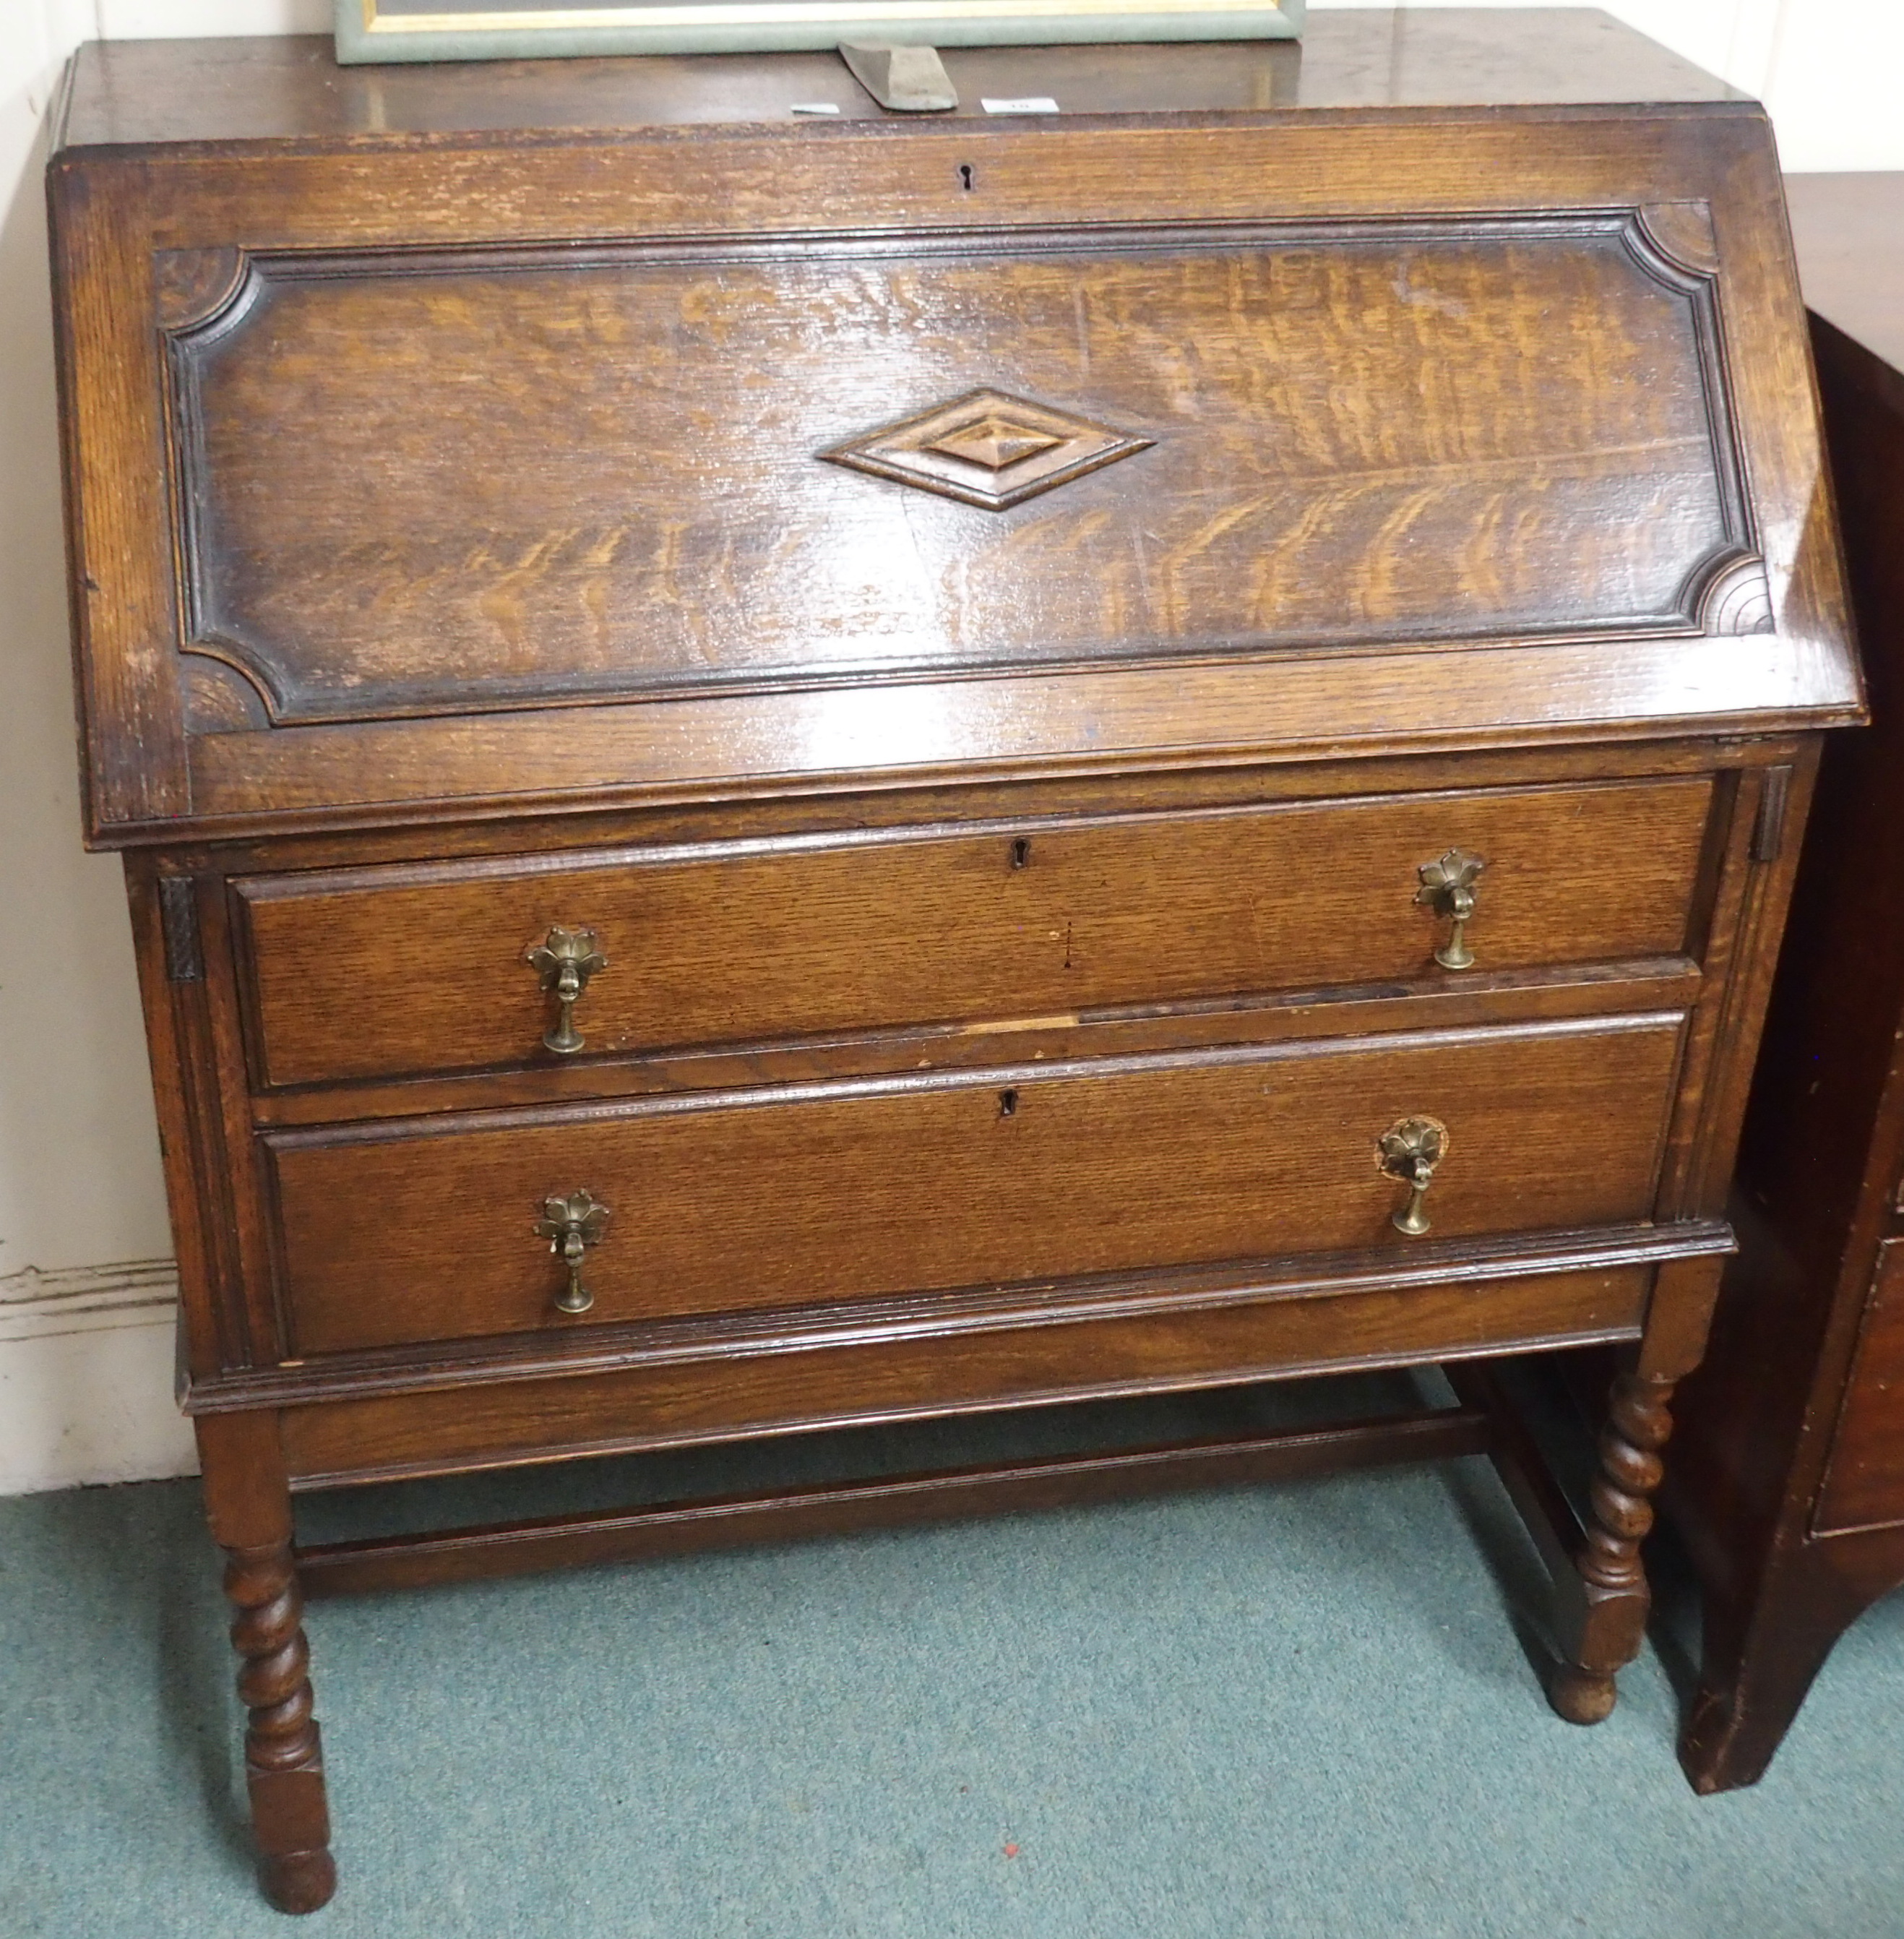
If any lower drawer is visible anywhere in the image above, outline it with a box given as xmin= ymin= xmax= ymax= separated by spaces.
xmin=266 ymin=1011 xmax=1684 ymax=1357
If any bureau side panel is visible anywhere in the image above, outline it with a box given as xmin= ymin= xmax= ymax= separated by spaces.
xmin=1816 ymin=1240 xmax=1904 ymax=1533
xmin=1671 ymin=320 xmax=1904 ymax=1594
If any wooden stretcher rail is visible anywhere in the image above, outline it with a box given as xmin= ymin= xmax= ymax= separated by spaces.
xmin=296 ymin=1402 xmax=1492 ymax=1597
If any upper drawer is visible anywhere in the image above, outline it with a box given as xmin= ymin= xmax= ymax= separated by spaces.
xmin=234 ymin=775 xmax=1714 ymax=1089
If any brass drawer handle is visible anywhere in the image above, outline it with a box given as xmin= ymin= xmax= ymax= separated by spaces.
xmin=1416 ymin=848 xmax=1486 ymax=971
xmin=535 ymin=1189 xmax=610 ymax=1315
xmin=1377 ymin=1117 xmax=1448 ymax=1237
xmin=525 ymin=926 xmax=608 ymax=1055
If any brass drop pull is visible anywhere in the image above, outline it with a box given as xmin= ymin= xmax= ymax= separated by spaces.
xmin=1416 ymin=849 xmax=1486 ymax=971
xmin=525 ymin=926 xmax=608 ymax=1055
xmin=535 ymin=1189 xmax=610 ymax=1315
xmin=1377 ymin=1117 xmax=1448 ymax=1237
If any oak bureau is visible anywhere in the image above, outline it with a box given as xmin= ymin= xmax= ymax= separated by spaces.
xmin=46 ymin=16 xmax=1861 ymax=1911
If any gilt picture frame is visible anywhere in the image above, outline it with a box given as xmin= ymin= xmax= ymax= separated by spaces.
xmin=335 ymin=0 xmax=1304 ymax=64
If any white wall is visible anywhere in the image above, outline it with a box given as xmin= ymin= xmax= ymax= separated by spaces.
xmin=0 ymin=0 xmax=329 ymax=1495
xmin=0 ymin=0 xmax=1896 ymax=1493
xmin=1314 ymin=1 xmax=1904 ymax=172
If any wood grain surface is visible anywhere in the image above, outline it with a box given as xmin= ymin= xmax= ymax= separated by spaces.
xmin=43 ymin=33 xmax=1853 ymax=1889
xmin=236 ymin=775 xmax=1714 ymax=1088
xmin=1814 ymin=1239 xmax=1904 ymax=1532
xmin=54 ymin=22 xmax=1743 ymax=150
xmin=170 ymin=217 xmax=1745 ymax=724
xmin=46 ymin=39 xmax=1857 ymax=843
xmin=1668 ymin=181 xmax=1904 ymax=1790
xmin=275 ymin=1261 xmax=1660 ymax=1486
xmin=267 ymin=1012 xmax=1686 ymax=1355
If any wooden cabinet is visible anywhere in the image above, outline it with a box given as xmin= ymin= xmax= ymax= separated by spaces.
xmin=48 ymin=20 xmax=1859 ymax=1911
xmin=1671 ymin=171 xmax=1904 ymax=1793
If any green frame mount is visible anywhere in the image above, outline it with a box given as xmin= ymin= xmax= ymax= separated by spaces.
xmin=335 ymin=0 xmax=1304 ymax=65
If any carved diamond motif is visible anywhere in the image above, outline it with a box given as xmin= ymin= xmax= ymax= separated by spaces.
xmin=923 ymin=417 xmax=1064 ymax=470
xmin=820 ymin=387 xmax=1153 ymax=511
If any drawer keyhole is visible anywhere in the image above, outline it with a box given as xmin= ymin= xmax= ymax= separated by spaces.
xmin=1009 ymin=836 xmax=1032 ymax=869
xmin=998 ymin=1088 xmax=1019 ymax=1118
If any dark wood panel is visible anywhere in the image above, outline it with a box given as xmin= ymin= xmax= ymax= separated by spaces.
xmin=245 ymin=959 xmax=1707 ymax=1131
xmin=1664 ymin=181 xmax=1904 ymax=1791
xmin=184 ymin=635 xmax=1863 ymax=840
xmin=139 ymin=735 xmax=1790 ymax=878
xmin=46 ymin=95 xmax=1858 ymax=844
xmin=277 ymin=1261 xmax=1655 ymax=1486
xmin=267 ymin=1014 xmax=1685 ymax=1356
xmin=170 ymin=216 xmax=1746 ymax=726
xmin=186 ymin=1219 xmax=1733 ymax=1416
xmin=237 ymin=775 xmax=1715 ymax=1088
xmin=1815 ymin=1240 xmax=1904 ymax=1532
xmin=48 ymin=155 xmax=191 ymax=827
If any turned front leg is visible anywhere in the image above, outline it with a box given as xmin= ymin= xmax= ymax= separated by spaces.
xmin=1548 ymin=1367 xmax=1676 ymax=1724
xmin=223 ymin=1538 xmax=335 ymax=1911
xmin=197 ymin=1414 xmax=336 ymax=1913
xmin=1547 ymin=1254 xmax=1724 ymax=1726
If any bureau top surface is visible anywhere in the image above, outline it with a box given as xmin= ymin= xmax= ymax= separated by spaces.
xmin=56 ymin=13 xmax=1743 ymax=152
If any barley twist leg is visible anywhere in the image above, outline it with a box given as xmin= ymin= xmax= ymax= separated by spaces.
xmin=1549 ymin=1368 xmax=1676 ymax=1725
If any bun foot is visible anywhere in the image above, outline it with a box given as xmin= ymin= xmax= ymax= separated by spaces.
xmin=1548 ymin=1664 xmax=1619 ymax=1725
xmin=261 ymin=1847 xmax=337 ymax=1914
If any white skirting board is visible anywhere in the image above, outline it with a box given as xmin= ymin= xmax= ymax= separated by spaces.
xmin=0 ymin=1260 xmax=199 ymax=1495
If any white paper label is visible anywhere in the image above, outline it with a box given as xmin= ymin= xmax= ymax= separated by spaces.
xmin=981 ymin=97 xmax=1059 ymax=114
xmin=790 ymin=102 xmax=841 ymax=115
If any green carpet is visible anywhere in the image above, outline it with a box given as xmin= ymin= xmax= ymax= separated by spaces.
xmin=4 ymin=1381 xmax=1902 ymax=1938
